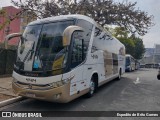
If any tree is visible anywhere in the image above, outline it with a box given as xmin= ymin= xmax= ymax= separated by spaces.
xmin=11 ymin=0 xmax=154 ymax=36
xmin=0 ymin=9 xmax=9 ymax=31
xmin=119 ymin=37 xmax=135 ymax=57
xmin=113 ymin=27 xmax=145 ymax=59
xmin=132 ymin=35 xmax=145 ymax=60
xmin=0 ymin=8 xmax=25 ymax=31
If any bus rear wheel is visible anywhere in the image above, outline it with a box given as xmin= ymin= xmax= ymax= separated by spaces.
xmin=86 ymin=77 xmax=96 ymax=97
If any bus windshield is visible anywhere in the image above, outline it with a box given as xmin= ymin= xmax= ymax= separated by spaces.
xmin=17 ymin=25 xmax=42 ymax=63
xmin=126 ymin=57 xmax=130 ymax=66
xmin=16 ymin=21 xmax=74 ymax=73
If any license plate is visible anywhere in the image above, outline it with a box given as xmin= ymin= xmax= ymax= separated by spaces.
xmin=26 ymin=93 xmax=35 ymax=98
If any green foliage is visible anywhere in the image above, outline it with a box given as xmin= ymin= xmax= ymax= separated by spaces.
xmin=0 ymin=48 xmax=17 ymax=75
xmin=0 ymin=43 xmax=17 ymax=50
xmin=0 ymin=7 xmax=24 ymax=31
xmin=0 ymin=9 xmax=11 ymax=31
xmin=118 ymin=37 xmax=135 ymax=56
xmin=132 ymin=36 xmax=145 ymax=59
xmin=0 ymin=9 xmax=6 ymax=16
xmin=113 ymin=27 xmax=145 ymax=60
xmin=11 ymin=0 xmax=154 ymax=36
xmin=113 ymin=27 xmax=130 ymax=38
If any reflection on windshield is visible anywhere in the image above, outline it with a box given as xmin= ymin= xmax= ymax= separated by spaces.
xmin=17 ymin=25 xmax=42 ymax=62
xmin=15 ymin=20 xmax=73 ymax=74
xmin=34 ymin=21 xmax=73 ymax=72
xmin=15 ymin=25 xmax=42 ymax=70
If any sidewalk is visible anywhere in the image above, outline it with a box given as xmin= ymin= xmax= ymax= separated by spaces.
xmin=0 ymin=77 xmax=17 ymax=102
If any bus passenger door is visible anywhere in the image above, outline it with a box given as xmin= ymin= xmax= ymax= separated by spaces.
xmin=69 ymin=31 xmax=86 ymax=96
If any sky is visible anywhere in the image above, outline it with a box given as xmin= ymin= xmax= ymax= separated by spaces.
xmin=0 ymin=0 xmax=160 ymax=48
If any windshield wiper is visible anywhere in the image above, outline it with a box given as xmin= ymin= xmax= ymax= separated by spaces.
xmin=17 ymin=41 xmax=35 ymax=71
xmin=23 ymin=42 xmax=35 ymax=62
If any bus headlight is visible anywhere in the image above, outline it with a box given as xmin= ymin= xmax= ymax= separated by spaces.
xmin=52 ymin=82 xmax=58 ymax=88
xmin=57 ymin=81 xmax=63 ymax=87
xmin=47 ymin=76 xmax=73 ymax=89
xmin=62 ymin=79 xmax=70 ymax=84
xmin=49 ymin=80 xmax=69 ymax=89
xmin=54 ymin=93 xmax=61 ymax=99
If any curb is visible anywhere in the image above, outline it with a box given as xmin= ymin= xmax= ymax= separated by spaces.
xmin=0 ymin=96 xmax=24 ymax=108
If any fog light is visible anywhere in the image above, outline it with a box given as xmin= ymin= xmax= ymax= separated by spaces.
xmin=54 ymin=93 xmax=61 ymax=99
xmin=57 ymin=81 xmax=63 ymax=87
xmin=62 ymin=79 xmax=70 ymax=84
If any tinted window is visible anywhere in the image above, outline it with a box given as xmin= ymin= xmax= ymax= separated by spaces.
xmin=76 ymin=19 xmax=93 ymax=57
xmin=91 ymin=27 xmax=103 ymax=52
xmin=126 ymin=57 xmax=130 ymax=65
xmin=71 ymin=31 xmax=84 ymax=68
xmin=35 ymin=21 xmax=73 ymax=71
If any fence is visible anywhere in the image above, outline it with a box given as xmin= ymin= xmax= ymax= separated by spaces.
xmin=0 ymin=49 xmax=17 ymax=75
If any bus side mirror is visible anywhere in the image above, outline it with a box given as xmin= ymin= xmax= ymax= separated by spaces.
xmin=62 ymin=26 xmax=84 ymax=47
xmin=5 ymin=33 xmax=22 ymax=49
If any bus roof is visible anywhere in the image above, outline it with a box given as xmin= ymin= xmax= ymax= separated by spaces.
xmin=28 ymin=14 xmax=125 ymax=53
xmin=28 ymin=14 xmax=97 ymax=26
xmin=126 ymin=54 xmax=132 ymax=57
xmin=28 ymin=14 xmax=114 ymax=40
xmin=125 ymin=54 xmax=134 ymax=58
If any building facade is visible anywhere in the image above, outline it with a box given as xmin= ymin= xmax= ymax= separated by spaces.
xmin=153 ymin=44 xmax=160 ymax=64
xmin=140 ymin=44 xmax=160 ymax=66
xmin=0 ymin=6 xmax=36 ymax=45
xmin=0 ymin=6 xmax=21 ymax=45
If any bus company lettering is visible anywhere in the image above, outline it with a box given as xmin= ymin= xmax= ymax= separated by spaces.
xmin=91 ymin=54 xmax=98 ymax=59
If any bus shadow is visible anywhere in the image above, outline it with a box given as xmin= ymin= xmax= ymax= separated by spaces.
xmin=96 ymin=79 xmax=118 ymax=91
xmin=13 ymin=77 xmax=130 ymax=111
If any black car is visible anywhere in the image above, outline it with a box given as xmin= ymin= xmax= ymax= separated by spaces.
xmin=157 ymin=68 xmax=160 ymax=80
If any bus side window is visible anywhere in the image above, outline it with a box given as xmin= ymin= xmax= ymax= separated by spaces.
xmin=76 ymin=19 xmax=93 ymax=58
xmin=71 ymin=31 xmax=84 ymax=68
xmin=91 ymin=27 xmax=103 ymax=53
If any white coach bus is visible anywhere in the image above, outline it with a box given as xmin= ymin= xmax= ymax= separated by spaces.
xmin=125 ymin=54 xmax=135 ymax=72
xmin=5 ymin=15 xmax=125 ymax=103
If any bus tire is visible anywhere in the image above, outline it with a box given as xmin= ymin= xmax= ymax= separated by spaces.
xmin=128 ymin=67 xmax=131 ymax=72
xmin=86 ymin=77 xmax=96 ymax=98
xmin=157 ymin=74 xmax=160 ymax=80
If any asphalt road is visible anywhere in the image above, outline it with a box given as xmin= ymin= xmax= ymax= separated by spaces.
xmin=1 ymin=68 xmax=160 ymax=120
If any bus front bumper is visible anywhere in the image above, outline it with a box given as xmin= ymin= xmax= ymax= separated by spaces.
xmin=12 ymin=81 xmax=71 ymax=103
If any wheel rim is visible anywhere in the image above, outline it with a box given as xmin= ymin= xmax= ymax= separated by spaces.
xmin=90 ymin=80 xmax=95 ymax=95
